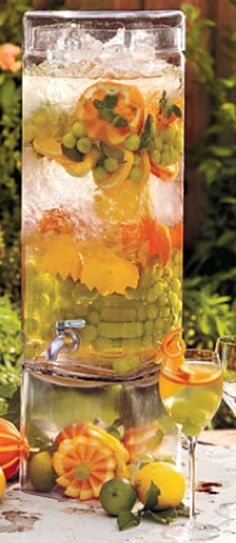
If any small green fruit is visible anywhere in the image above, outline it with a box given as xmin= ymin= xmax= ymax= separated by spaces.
xmin=29 ymin=451 xmax=55 ymax=492
xmin=100 ymin=478 xmax=137 ymax=516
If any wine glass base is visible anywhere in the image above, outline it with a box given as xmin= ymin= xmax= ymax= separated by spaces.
xmin=218 ymin=502 xmax=236 ymax=520
xmin=162 ymin=520 xmax=220 ymax=541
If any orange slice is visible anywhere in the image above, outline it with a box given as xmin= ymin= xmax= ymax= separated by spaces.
xmin=151 ymin=161 xmax=179 ymax=182
xmin=76 ymin=81 xmax=144 ymax=145
xmin=33 ymin=137 xmax=63 ymax=159
xmin=57 ymin=154 xmax=95 ymax=177
xmin=38 ymin=235 xmax=82 ymax=281
xmin=170 ymin=222 xmax=183 ymax=251
xmin=93 ymin=149 xmax=133 ymax=191
xmin=139 ymin=218 xmax=171 ymax=267
xmin=80 ymin=243 xmax=139 ymax=296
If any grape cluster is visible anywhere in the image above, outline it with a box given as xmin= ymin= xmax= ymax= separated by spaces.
xmin=148 ymin=121 xmax=183 ymax=168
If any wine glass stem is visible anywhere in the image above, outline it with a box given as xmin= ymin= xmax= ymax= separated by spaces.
xmin=176 ymin=424 xmax=182 ymax=470
xmin=187 ymin=435 xmax=197 ymax=521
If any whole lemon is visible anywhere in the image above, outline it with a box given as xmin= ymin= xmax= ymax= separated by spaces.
xmin=0 ymin=466 xmax=6 ymax=497
xmin=134 ymin=461 xmax=185 ymax=510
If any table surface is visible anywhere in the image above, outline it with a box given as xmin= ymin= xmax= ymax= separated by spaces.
xmin=0 ymin=431 xmax=236 ymax=543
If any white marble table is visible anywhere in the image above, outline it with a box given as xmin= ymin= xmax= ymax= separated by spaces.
xmin=0 ymin=442 xmax=236 ymax=543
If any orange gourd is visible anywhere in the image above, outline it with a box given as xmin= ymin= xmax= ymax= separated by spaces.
xmin=0 ymin=419 xmax=29 ymax=479
xmin=53 ymin=422 xmax=129 ymax=500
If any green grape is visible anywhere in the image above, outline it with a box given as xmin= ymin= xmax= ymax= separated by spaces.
xmin=169 ymin=291 xmax=179 ymax=308
xmin=171 ymin=278 xmax=181 ymax=294
xmin=121 ymin=338 xmax=142 ymax=350
xmin=81 ymin=325 xmax=97 ymax=342
xmin=93 ymin=337 xmax=113 ymax=351
xmin=152 ymin=265 xmax=162 ymax=281
xmin=154 ymin=136 xmax=162 ymax=150
xmin=176 ymin=300 xmax=183 ymax=313
xmin=175 ymin=136 xmax=183 ymax=153
xmin=161 ymin=152 xmax=171 ymax=166
xmin=127 ymin=355 xmax=140 ymax=369
xmin=190 ymin=408 xmax=210 ymax=426
xmin=133 ymin=153 xmax=141 ymax=166
xmin=147 ymin=304 xmax=158 ymax=320
xmin=100 ymin=308 xmax=136 ymax=322
xmin=112 ymin=358 xmax=131 ymax=375
xmin=147 ymin=288 xmax=158 ymax=303
xmin=98 ymin=322 xmax=143 ymax=339
xmin=159 ymin=294 xmax=169 ymax=307
xmin=171 ymin=400 xmax=189 ymax=424
xmin=62 ymin=132 xmax=76 ymax=149
xmin=144 ymin=320 xmax=154 ymax=335
xmin=182 ymin=422 xmax=203 ymax=437
xmin=101 ymin=143 xmax=124 ymax=161
xmin=162 ymin=143 xmax=170 ymax=153
xmin=137 ymin=306 xmax=147 ymax=321
xmin=76 ymin=137 xmax=92 ymax=154
xmin=140 ymin=268 xmax=153 ymax=289
xmin=129 ymin=166 xmax=143 ymax=183
xmin=163 ymin=125 xmax=176 ymax=144
xmin=162 ymin=266 xmax=173 ymax=280
xmin=103 ymin=157 xmax=119 ymax=173
xmin=153 ymin=281 xmax=165 ymax=297
xmin=190 ymin=391 xmax=219 ymax=412
xmin=142 ymin=336 xmax=153 ymax=348
xmin=169 ymin=147 xmax=179 ymax=163
xmin=124 ymin=134 xmax=140 ymax=151
xmin=151 ymin=149 xmax=161 ymax=165
xmin=174 ymin=251 xmax=183 ymax=265
xmin=162 ymin=306 xmax=171 ymax=318
xmin=125 ymin=287 xmax=140 ymax=300
xmin=93 ymin=166 xmax=107 ymax=183
xmin=76 ymin=303 xmax=89 ymax=318
xmin=87 ymin=311 xmax=99 ymax=325
xmin=74 ymin=283 xmax=97 ymax=301
xmin=72 ymin=121 xmax=86 ymax=138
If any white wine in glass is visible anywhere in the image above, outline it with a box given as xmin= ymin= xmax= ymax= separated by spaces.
xmin=216 ymin=335 xmax=236 ymax=520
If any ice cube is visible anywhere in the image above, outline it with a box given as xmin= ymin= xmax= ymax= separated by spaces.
xmin=146 ymin=174 xmax=183 ymax=227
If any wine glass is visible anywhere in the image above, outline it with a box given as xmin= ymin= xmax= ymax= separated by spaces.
xmin=159 ymin=347 xmax=223 ymax=541
xmin=216 ymin=335 xmax=236 ymax=519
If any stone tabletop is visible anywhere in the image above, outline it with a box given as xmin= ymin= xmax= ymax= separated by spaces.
xmin=0 ymin=437 xmax=236 ymax=543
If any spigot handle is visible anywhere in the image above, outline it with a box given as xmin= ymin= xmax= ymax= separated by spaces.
xmin=56 ymin=319 xmax=86 ymax=333
xmin=46 ymin=319 xmax=86 ymax=361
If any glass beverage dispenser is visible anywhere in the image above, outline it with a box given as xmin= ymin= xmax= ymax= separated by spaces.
xmin=21 ymin=11 xmax=185 ymax=500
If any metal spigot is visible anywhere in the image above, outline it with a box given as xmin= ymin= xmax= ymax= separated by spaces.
xmin=46 ymin=319 xmax=86 ymax=361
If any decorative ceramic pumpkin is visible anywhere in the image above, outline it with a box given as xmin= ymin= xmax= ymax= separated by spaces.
xmin=53 ymin=422 xmax=129 ymax=500
xmin=0 ymin=418 xmax=28 ymax=479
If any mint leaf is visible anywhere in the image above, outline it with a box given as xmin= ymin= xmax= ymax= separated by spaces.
xmin=113 ymin=115 xmax=128 ymax=127
xmin=93 ymin=99 xmax=103 ymax=110
xmin=103 ymin=94 xmax=118 ymax=109
xmin=172 ymin=104 xmax=182 ymax=118
xmin=148 ymin=508 xmax=177 ymax=524
xmin=144 ymin=481 xmax=160 ymax=510
xmin=140 ymin=114 xmax=153 ymax=149
xmin=117 ymin=511 xmax=140 ymax=531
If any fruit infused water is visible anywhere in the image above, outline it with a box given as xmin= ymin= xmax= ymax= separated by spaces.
xmin=160 ymin=361 xmax=223 ymax=436
xmin=22 ymin=11 xmax=185 ymax=375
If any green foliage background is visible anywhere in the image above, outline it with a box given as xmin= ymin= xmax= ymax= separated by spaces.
xmin=0 ymin=0 xmax=235 ymax=426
